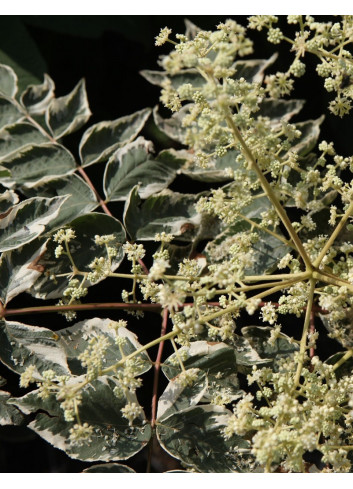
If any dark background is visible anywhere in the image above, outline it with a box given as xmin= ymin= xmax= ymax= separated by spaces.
xmin=0 ymin=16 xmax=351 ymax=472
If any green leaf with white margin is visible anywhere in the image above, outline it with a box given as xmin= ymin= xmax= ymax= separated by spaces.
xmin=79 ymin=107 xmax=151 ymax=167
xmin=289 ymin=116 xmax=325 ymax=157
xmin=104 ymin=137 xmax=185 ymax=202
xmin=140 ymin=68 xmax=204 ymax=90
xmin=180 ymin=148 xmax=244 ymax=183
xmin=153 ymin=105 xmax=190 ymax=144
xmin=157 ymin=369 xmax=208 ymax=422
xmin=0 ymin=64 xmax=17 ymax=98
xmin=251 ymin=231 xmax=289 ymax=275
xmin=162 ymin=341 xmax=238 ymax=381
xmin=29 ymin=212 xmax=125 ymax=300
xmin=319 ymin=308 xmax=353 ymax=350
xmin=0 ymin=390 xmax=24 ymax=426
xmin=232 ymin=335 xmax=271 ymax=375
xmin=45 ymin=79 xmax=91 ymax=139
xmin=1 ymin=143 xmax=76 ymax=189
xmin=0 ymin=123 xmax=47 ymax=161
xmin=124 ymin=186 xmax=201 ymax=242
xmin=20 ymin=74 xmax=55 ymax=115
xmin=0 ymin=186 xmax=19 ymax=213
xmin=241 ymin=326 xmax=299 ymax=368
xmin=0 ymin=195 xmax=68 ymax=252
xmin=21 ymin=173 xmax=98 ymax=232
xmin=162 ymin=341 xmax=243 ymax=403
xmin=157 ymin=404 xmax=249 ymax=472
xmin=205 ymin=193 xmax=289 ymax=275
xmin=0 ymin=238 xmax=48 ymax=305
xmin=232 ymin=54 xmax=277 ymax=84
xmin=83 ymin=463 xmax=136 ymax=473
xmin=257 ymin=98 xmax=305 ymax=124
xmin=57 ymin=317 xmax=151 ymax=376
xmin=0 ymin=319 xmax=70 ymax=375
xmin=11 ymin=377 xmax=151 ymax=462
xmin=141 ymin=56 xmax=277 ymax=91
xmin=0 ymin=97 xmax=24 ymax=131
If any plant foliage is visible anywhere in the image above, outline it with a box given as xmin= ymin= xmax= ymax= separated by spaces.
xmin=3 ymin=15 xmax=353 ymax=473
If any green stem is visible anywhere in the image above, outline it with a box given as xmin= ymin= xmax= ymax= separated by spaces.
xmin=63 ymin=240 xmax=78 ymax=274
xmin=193 ymin=279 xmax=302 ymax=298
xmin=312 ymin=270 xmax=353 ymax=292
xmin=332 ymin=349 xmax=353 ymax=371
xmin=293 ymin=278 xmax=316 ymax=388
xmin=237 ymin=212 xmax=293 ymax=247
xmin=243 ymin=272 xmax=309 ymax=282
xmin=101 ymin=329 xmax=178 ymax=375
xmin=225 ymin=113 xmax=313 ymax=271
xmin=199 ymin=277 xmax=308 ymax=325
xmin=313 ymin=200 xmax=353 ymax=268
xmin=319 ymin=445 xmax=353 ymax=451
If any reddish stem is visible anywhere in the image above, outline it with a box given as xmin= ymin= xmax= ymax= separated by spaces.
xmin=138 ymin=258 xmax=149 ymax=275
xmin=147 ymin=308 xmax=169 ymax=473
xmin=77 ymin=166 xmax=113 ymax=216
xmin=3 ymin=301 xmax=222 ymax=318
xmin=2 ymin=302 xmax=162 ymax=317
xmin=2 ymin=299 xmax=328 ymax=319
